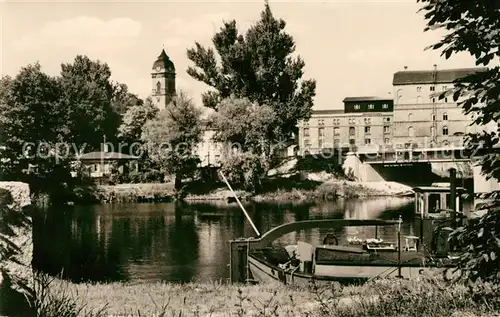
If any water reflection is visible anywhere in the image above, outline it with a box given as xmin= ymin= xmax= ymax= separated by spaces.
xmin=33 ymin=197 xmax=415 ymax=284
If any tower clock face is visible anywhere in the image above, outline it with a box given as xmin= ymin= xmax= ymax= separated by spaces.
xmin=156 ymin=66 xmax=161 ymax=72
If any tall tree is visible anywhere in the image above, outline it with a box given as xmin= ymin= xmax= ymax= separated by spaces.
xmin=141 ymin=92 xmax=202 ymax=191
xmin=186 ymin=2 xmax=316 ymax=141
xmin=58 ymin=55 xmax=120 ymax=149
xmin=0 ymin=64 xmax=63 ymax=182
xmin=418 ymin=0 xmax=500 ymax=285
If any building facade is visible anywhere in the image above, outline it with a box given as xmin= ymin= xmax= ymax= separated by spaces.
xmin=392 ymin=67 xmax=488 ymax=148
xmin=151 ymin=49 xmax=176 ymax=109
xmin=298 ymin=97 xmax=394 ymax=155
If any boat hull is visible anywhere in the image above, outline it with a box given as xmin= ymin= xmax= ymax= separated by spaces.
xmin=248 ymin=253 xmax=451 ymax=286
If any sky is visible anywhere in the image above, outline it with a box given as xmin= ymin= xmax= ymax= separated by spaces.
xmin=0 ymin=0 xmax=479 ymax=111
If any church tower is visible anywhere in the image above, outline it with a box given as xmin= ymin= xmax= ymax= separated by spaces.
xmin=151 ymin=48 xmax=176 ymax=109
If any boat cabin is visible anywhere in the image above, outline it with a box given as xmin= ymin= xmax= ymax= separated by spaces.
xmin=413 ymin=186 xmax=466 ymax=219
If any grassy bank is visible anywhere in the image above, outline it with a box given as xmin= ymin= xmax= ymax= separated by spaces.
xmin=78 ymin=175 xmax=413 ymax=205
xmin=33 ymin=276 xmax=500 ymax=317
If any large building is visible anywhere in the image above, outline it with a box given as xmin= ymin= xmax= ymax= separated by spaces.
xmin=392 ymin=66 xmax=488 ymax=148
xmin=297 ymin=97 xmax=394 ymax=155
xmin=297 ymin=66 xmax=490 ymax=156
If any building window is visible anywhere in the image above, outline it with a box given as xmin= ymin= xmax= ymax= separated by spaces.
xmin=432 ymin=98 xmax=436 ymax=103
xmin=431 ymin=126 xmax=435 ymax=136
xmin=304 ymin=128 xmax=309 ymax=137
xmin=349 ymin=139 xmax=356 ymax=145
xmin=443 ymin=112 xmax=448 ymax=121
xmin=417 ymin=86 xmax=422 ymax=92
xmin=354 ymin=104 xmax=360 ymax=110
xmin=334 ymin=139 xmax=340 ymax=147
xmin=365 ymin=139 xmax=371 ymax=145
xmin=349 ymin=118 xmax=355 ymax=125
xmin=333 ymin=119 xmax=340 ymax=125
xmin=432 ymin=113 xmax=436 ymax=121
xmin=318 ymin=119 xmax=325 ymax=126
xmin=382 ymin=104 xmax=388 ymax=109
xmin=385 ymin=117 xmax=391 ymax=122
xmin=430 ymin=86 xmax=435 ymax=91
xmin=156 ymin=81 xmax=161 ymax=92
xmin=318 ymin=139 xmax=324 ymax=148
xmin=408 ymin=126 xmax=415 ymax=137
xmin=442 ymin=86 xmax=447 ymax=91
xmin=408 ymin=113 xmax=412 ymax=121
xmin=365 ymin=126 xmax=371 ymax=134
xmin=384 ymin=138 xmax=390 ymax=144
xmin=443 ymin=126 xmax=449 ymax=136
xmin=368 ymin=104 xmax=374 ymax=109
xmin=304 ymin=139 xmax=311 ymax=148
xmin=444 ymin=97 xmax=448 ymax=103
xmin=384 ymin=126 xmax=390 ymax=134
xmin=364 ymin=118 xmax=371 ymax=124
xmin=334 ymin=127 xmax=340 ymax=136
xmin=349 ymin=127 xmax=355 ymax=135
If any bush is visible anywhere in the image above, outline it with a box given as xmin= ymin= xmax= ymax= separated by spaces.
xmin=220 ymin=152 xmax=267 ymax=193
xmin=449 ymin=204 xmax=500 ymax=285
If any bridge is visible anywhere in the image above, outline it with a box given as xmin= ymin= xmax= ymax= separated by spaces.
xmin=342 ymin=145 xmax=500 ymax=195
xmin=356 ymin=146 xmax=484 ymax=165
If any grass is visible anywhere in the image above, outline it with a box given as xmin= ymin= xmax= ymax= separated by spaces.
xmin=32 ymin=275 xmax=500 ymax=317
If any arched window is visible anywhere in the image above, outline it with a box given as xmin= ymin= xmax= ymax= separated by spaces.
xmin=443 ymin=112 xmax=448 ymax=121
xmin=442 ymin=126 xmax=449 ymax=136
xmin=408 ymin=113 xmax=413 ymax=121
xmin=156 ymin=81 xmax=161 ymax=92
xmin=431 ymin=113 xmax=436 ymax=121
xmin=408 ymin=126 xmax=415 ymax=137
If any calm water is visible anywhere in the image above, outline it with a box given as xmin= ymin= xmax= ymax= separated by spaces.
xmin=31 ymin=197 xmax=418 ymax=284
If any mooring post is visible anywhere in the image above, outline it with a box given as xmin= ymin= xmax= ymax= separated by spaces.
xmin=229 ymin=239 xmax=251 ymax=283
xmin=397 ymin=215 xmax=402 ymax=278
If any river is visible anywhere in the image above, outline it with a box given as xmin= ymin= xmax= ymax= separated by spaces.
xmin=30 ymin=197 xmax=417 ymax=284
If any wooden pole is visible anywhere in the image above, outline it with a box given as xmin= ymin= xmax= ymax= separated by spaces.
xmin=219 ymin=171 xmax=261 ymax=237
xmin=397 ymin=215 xmax=402 ymax=278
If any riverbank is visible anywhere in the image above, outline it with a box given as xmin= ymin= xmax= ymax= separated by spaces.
xmin=75 ymin=175 xmax=413 ymax=204
xmin=34 ymin=276 xmax=499 ymax=317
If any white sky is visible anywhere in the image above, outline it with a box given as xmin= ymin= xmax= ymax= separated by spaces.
xmin=0 ymin=0 xmax=478 ymax=110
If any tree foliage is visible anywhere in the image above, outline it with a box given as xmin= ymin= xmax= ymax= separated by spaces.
xmin=118 ymin=97 xmax=158 ymax=146
xmin=58 ymin=55 xmax=121 ymax=149
xmin=418 ymin=0 xmax=500 ymax=181
xmin=418 ymin=0 xmax=500 ymax=286
xmin=186 ymin=2 xmax=316 ymax=141
xmin=210 ymin=97 xmax=276 ymax=154
xmin=141 ymin=92 xmax=202 ymax=190
xmin=0 ymin=56 xmax=123 ymax=198
xmin=112 ymin=82 xmax=144 ymax=115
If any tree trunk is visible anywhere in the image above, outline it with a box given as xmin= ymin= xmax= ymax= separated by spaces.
xmin=174 ymin=174 xmax=182 ymax=191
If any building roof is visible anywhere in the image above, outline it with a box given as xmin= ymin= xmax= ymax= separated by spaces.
xmin=152 ymin=49 xmax=175 ymax=72
xmin=78 ymin=152 xmax=139 ymax=161
xmin=343 ymin=97 xmax=393 ymax=102
xmin=312 ymin=109 xmax=345 ymax=115
xmin=393 ymin=67 xmax=488 ymax=85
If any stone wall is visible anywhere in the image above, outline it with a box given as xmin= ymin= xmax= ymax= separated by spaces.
xmin=0 ymin=182 xmax=32 ymax=289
